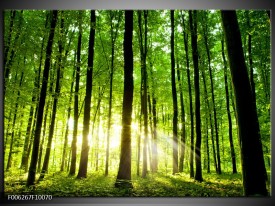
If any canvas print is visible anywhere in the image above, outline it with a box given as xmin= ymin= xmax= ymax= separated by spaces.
xmin=3 ymin=10 xmax=271 ymax=197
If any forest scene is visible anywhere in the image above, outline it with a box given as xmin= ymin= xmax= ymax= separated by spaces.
xmin=3 ymin=10 xmax=271 ymax=197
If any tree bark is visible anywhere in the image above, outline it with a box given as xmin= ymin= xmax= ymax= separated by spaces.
xmin=77 ymin=10 xmax=96 ymax=179
xmin=189 ymin=10 xmax=203 ymax=182
xmin=115 ymin=10 xmax=134 ymax=188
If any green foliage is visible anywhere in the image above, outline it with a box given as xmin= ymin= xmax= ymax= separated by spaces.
xmin=6 ymin=170 xmax=268 ymax=197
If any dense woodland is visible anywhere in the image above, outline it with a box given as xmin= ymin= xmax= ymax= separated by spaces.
xmin=3 ymin=10 xmax=271 ymax=197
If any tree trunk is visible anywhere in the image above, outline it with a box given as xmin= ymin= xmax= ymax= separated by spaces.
xmin=201 ymin=65 xmax=217 ymax=173
xmin=21 ymin=14 xmax=48 ymax=171
xmin=177 ymin=66 xmax=186 ymax=173
xmin=77 ymin=10 xmax=96 ymax=179
xmin=202 ymin=12 xmax=221 ymax=174
xmin=170 ymin=10 xmax=179 ymax=175
xmin=181 ymin=11 xmax=195 ymax=178
xmin=221 ymin=38 xmax=237 ymax=174
xmin=148 ymin=59 xmax=158 ymax=173
xmin=115 ymin=10 xmax=134 ymax=188
xmin=69 ymin=12 xmax=83 ymax=176
xmin=39 ymin=13 xmax=64 ymax=180
xmin=205 ymin=111 xmax=210 ymax=173
xmin=26 ymin=10 xmax=58 ymax=186
xmin=105 ymin=11 xmax=121 ymax=177
xmin=221 ymin=10 xmax=267 ymax=196
xmin=37 ymin=99 xmax=51 ymax=173
xmin=137 ymin=108 xmax=142 ymax=176
xmin=140 ymin=10 xmax=149 ymax=178
xmin=6 ymin=71 xmax=24 ymax=171
xmin=189 ymin=10 xmax=203 ymax=182
xmin=151 ymin=95 xmax=158 ymax=172
xmin=61 ymin=69 xmax=75 ymax=172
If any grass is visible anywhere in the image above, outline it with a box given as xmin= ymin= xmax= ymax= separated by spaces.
xmin=5 ymin=169 xmax=265 ymax=197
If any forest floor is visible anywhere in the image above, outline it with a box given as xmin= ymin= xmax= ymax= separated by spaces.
xmin=4 ymin=170 xmax=271 ymax=197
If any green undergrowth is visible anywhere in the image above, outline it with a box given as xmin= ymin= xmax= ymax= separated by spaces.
xmin=4 ymin=170 xmax=271 ymax=197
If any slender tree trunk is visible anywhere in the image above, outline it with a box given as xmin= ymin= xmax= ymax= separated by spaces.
xmin=201 ymin=65 xmax=217 ymax=173
xmin=6 ymin=71 xmax=24 ymax=171
xmin=115 ymin=10 xmax=134 ymax=188
xmin=141 ymin=11 xmax=149 ymax=178
xmin=37 ymin=70 xmax=54 ymax=173
xmin=21 ymin=100 xmax=35 ymax=170
xmin=21 ymin=18 xmax=48 ymax=171
xmin=77 ymin=10 xmax=96 ymax=179
xmin=21 ymin=14 xmax=48 ymax=170
xmin=37 ymin=99 xmax=50 ymax=173
xmin=137 ymin=109 xmax=142 ymax=176
xmin=25 ymin=29 xmax=48 ymax=172
xmin=221 ymin=10 xmax=267 ymax=196
xmin=61 ymin=70 xmax=75 ymax=172
xmin=57 ymin=30 xmax=76 ymax=172
xmin=4 ymin=111 xmax=12 ymax=156
xmin=221 ymin=38 xmax=237 ymax=174
xmin=148 ymin=94 xmax=154 ymax=171
xmin=171 ymin=10 xmax=179 ymax=175
xmin=40 ymin=12 xmax=65 ymax=180
xmin=95 ymin=96 xmax=101 ymax=172
xmin=21 ymin=66 xmax=41 ymax=170
xmin=105 ymin=20 xmax=114 ymax=176
xmin=205 ymin=112 xmax=210 ymax=173
xmin=148 ymin=59 xmax=158 ymax=173
xmin=69 ymin=12 xmax=83 ymax=176
xmin=177 ymin=67 xmax=186 ymax=173
xmin=90 ymin=86 xmax=105 ymax=171
xmin=202 ymin=12 xmax=221 ymax=174
xmin=151 ymin=95 xmax=158 ymax=172
xmin=189 ymin=10 xmax=203 ymax=182
xmin=181 ymin=11 xmax=195 ymax=178
xmin=26 ymin=10 xmax=58 ymax=186
xmin=39 ymin=14 xmax=64 ymax=180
